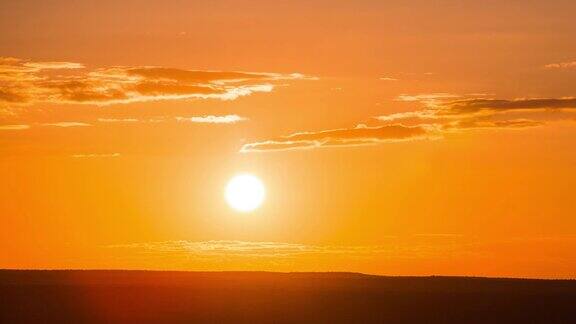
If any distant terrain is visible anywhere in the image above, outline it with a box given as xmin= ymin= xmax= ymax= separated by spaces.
xmin=1 ymin=270 xmax=575 ymax=323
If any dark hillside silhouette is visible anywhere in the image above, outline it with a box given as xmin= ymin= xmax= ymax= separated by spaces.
xmin=1 ymin=270 xmax=575 ymax=323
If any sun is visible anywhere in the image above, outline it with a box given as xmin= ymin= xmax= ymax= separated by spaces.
xmin=225 ymin=174 xmax=266 ymax=212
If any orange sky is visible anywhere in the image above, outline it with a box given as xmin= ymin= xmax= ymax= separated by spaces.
xmin=1 ymin=0 xmax=576 ymax=278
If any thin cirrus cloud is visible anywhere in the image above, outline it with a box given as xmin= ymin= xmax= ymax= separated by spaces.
xmin=105 ymin=239 xmax=464 ymax=259
xmin=369 ymin=95 xmax=576 ymax=144
xmin=176 ymin=114 xmax=248 ymax=124
xmin=97 ymin=118 xmax=140 ymax=123
xmin=442 ymin=119 xmax=545 ymax=131
xmin=544 ymin=61 xmax=576 ymax=69
xmin=0 ymin=124 xmax=31 ymax=130
xmin=95 ymin=115 xmax=248 ymax=124
xmin=376 ymin=96 xmax=576 ymax=122
xmin=99 ymin=237 xmax=576 ymax=273
xmin=106 ymin=237 xmax=576 ymax=263
xmin=71 ymin=153 xmax=121 ymax=158
xmin=0 ymin=57 xmax=313 ymax=106
xmin=107 ymin=240 xmax=386 ymax=258
xmin=0 ymin=122 xmax=92 ymax=130
xmin=105 ymin=236 xmax=563 ymax=269
xmin=42 ymin=122 xmax=92 ymax=127
xmin=21 ymin=61 xmax=85 ymax=70
xmin=240 ymin=124 xmax=438 ymax=152
xmin=435 ymin=97 xmax=576 ymax=116
xmin=245 ymin=95 xmax=574 ymax=153
xmin=0 ymin=115 xmax=248 ymax=130
xmin=395 ymin=93 xmax=462 ymax=102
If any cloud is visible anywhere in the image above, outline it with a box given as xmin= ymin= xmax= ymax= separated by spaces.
xmin=0 ymin=124 xmax=30 ymax=130
xmin=544 ymin=61 xmax=576 ymax=69
xmin=96 ymin=115 xmax=248 ymax=124
xmin=97 ymin=118 xmax=140 ymax=123
xmin=71 ymin=153 xmax=121 ymax=158
xmin=176 ymin=114 xmax=248 ymax=124
xmin=103 ymin=236 xmax=488 ymax=268
xmin=113 ymin=67 xmax=309 ymax=84
xmin=23 ymin=61 xmax=85 ymax=70
xmin=376 ymin=96 xmax=576 ymax=124
xmin=42 ymin=122 xmax=92 ymax=127
xmin=107 ymin=240 xmax=390 ymax=258
xmin=374 ymin=111 xmax=437 ymax=122
xmin=379 ymin=77 xmax=398 ymax=81
xmin=395 ymin=93 xmax=461 ymax=102
xmin=0 ymin=122 xmax=93 ymax=130
xmin=238 ymin=92 xmax=575 ymax=154
xmin=443 ymin=119 xmax=545 ymax=131
xmin=0 ymin=57 xmax=313 ymax=106
xmin=436 ymin=98 xmax=576 ymax=116
xmin=0 ymin=57 xmax=82 ymax=84
xmin=102 ymin=237 xmax=576 ymax=276
xmin=367 ymin=95 xmax=576 ymax=147
xmin=0 ymin=57 xmax=83 ymax=71
xmin=241 ymin=124 xmax=438 ymax=152
xmin=106 ymin=238 xmax=463 ymax=260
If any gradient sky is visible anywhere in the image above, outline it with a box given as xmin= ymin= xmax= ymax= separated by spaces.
xmin=2 ymin=0 xmax=576 ymax=278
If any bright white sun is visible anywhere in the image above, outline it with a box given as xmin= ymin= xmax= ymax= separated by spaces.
xmin=225 ymin=174 xmax=266 ymax=212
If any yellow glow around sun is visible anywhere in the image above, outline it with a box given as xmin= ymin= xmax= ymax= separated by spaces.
xmin=225 ymin=174 xmax=266 ymax=212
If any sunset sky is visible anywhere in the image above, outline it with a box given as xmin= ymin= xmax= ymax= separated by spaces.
xmin=2 ymin=0 xmax=576 ymax=278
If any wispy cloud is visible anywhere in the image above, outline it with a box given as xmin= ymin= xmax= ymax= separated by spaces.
xmin=0 ymin=124 xmax=30 ymax=130
xmin=442 ymin=118 xmax=545 ymax=131
xmin=395 ymin=93 xmax=461 ymax=102
xmin=367 ymin=95 xmax=576 ymax=148
xmin=376 ymin=96 xmax=576 ymax=123
xmin=241 ymin=124 xmax=439 ymax=152
xmin=103 ymin=237 xmax=576 ymax=276
xmin=176 ymin=114 xmax=248 ymax=124
xmin=22 ymin=61 xmax=84 ymax=70
xmin=42 ymin=122 xmax=92 ymax=127
xmin=544 ymin=61 xmax=576 ymax=69
xmin=106 ymin=238 xmax=465 ymax=259
xmin=435 ymin=97 xmax=576 ymax=116
xmin=97 ymin=118 xmax=140 ymax=123
xmin=266 ymin=94 xmax=575 ymax=154
xmin=71 ymin=153 xmax=121 ymax=158
xmin=108 ymin=240 xmax=387 ymax=258
xmin=96 ymin=115 xmax=248 ymax=124
xmin=0 ymin=57 xmax=314 ymax=106
xmin=1 ymin=122 xmax=93 ymax=130
xmin=374 ymin=111 xmax=437 ymax=122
